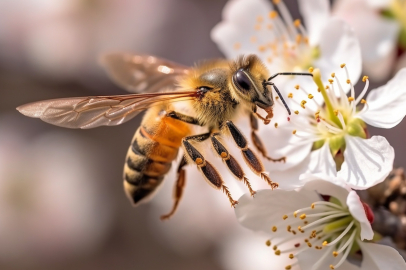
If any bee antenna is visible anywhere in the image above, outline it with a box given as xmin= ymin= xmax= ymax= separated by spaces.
xmin=267 ymin=72 xmax=313 ymax=81
xmin=267 ymin=82 xmax=291 ymax=115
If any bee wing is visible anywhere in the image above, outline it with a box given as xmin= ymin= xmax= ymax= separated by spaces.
xmin=17 ymin=91 xmax=197 ymax=129
xmin=99 ymin=53 xmax=190 ymax=93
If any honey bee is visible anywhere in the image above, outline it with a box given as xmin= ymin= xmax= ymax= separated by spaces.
xmin=17 ymin=53 xmax=312 ymax=219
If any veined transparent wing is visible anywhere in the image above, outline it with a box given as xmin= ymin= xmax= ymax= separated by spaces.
xmin=99 ymin=53 xmax=190 ymax=93
xmin=17 ymin=91 xmax=197 ymax=129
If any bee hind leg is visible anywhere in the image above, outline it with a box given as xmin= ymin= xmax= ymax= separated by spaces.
xmin=224 ymin=120 xmax=278 ymax=189
xmin=160 ymin=157 xmax=188 ymax=220
xmin=182 ymin=135 xmax=238 ymax=207
xmin=250 ymin=113 xmax=285 ymax=163
xmin=210 ymin=133 xmax=256 ymax=196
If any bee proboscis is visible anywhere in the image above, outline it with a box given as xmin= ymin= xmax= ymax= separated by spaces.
xmin=17 ymin=53 xmax=312 ymax=219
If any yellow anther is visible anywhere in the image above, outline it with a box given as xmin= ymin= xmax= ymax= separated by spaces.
xmin=304 ymin=220 xmax=308 ymax=225
xmin=258 ymin=45 xmax=267 ymax=52
xmin=273 ymin=245 xmax=278 ymax=251
xmin=274 ymin=123 xmax=278 ymax=128
xmin=331 ymin=72 xmax=335 ymax=78
xmin=275 ymin=250 xmax=281 ymax=256
xmin=307 ymin=242 xmax=312 ymax=247
xmin=301 ymin=100 xmax=307 ymax=105
xmin=272 ymin=226 xmax=278 ymax=232
xmin=295 ymin=84 xmax=300 ymax=90
xmin=294 ymin=110 xmax=299 ymax=115
xmin=361 ymin=99 xmax=367 ymax=104
xmin=296 ymin=34 xmax=302 ymax=44
xmin=334 ymin=109 xmax=338 ymax=116
xmin=257 ymin=15 xmax=264 ymax=23
xmin=328 ymin=79 xmax=334 ymax=83
xmin=250 ymin=36 xmax=257 ymax=43
xmin=292 ymin=230 xmax=297 ymax=235
xmin=333 ymin=251 xmax=338 ymax=257
xmin=265 ymin=240 xmax=271 ymax=246
xmin=300 ymin=214 xmax=306 ymax=220
xmin=346 ymin=79 xmax=351 ymax=84
xmin=220 ymin=152 xmax=228 ymax=158
xmin=288 ymin=93 xmax=293 ymax=98
xmin=292 ymin=130 xmax=297 ymax=135
xmin=323 ymin=241 xmax=328 ymax=246
xmin=348 ymin=97 xmax=354 ymax=102
xmin=285 ymin=265 xmax=292 ymax=270
xmin=269 ymin=10 xmax=278 ymax=19
xmin=294 ymin=19 xmax=301 ymax=27
xmin=195 ymin=158 xmax=204 ymax=165
xmin=362 ymin=75 xmax=369 ymax=82
xmin=318 ymin=88 xmax=321 ymax=92
xmin=289 ymin=254 xmax=294 ymax=259
xmin=283 ymin=215 xmax=288 ymax=220
xmin=287 ymin=225 xmax=291 ymax=232
xmin=298 ymin=226 xmax=302 ymax=231
xmin=325 ymin=85 xmax=330 ymax=89
xmin=311 ymin=203 xmax=315 ymax=209
xmin=293 ymin=211 xmax=298 ymax=218
xmin=340 ymin=63 xmax=346 ymax=68
xmin=301 ymin=104 xmax=306 ymax=109
xmin=308 ymin=67 xmax=314 ymax=72
xmin=276 ymin=96 xmax=279 ymax=100
xmin=304 ymin=239 xmax=309 ymax=243
xmin=273 ymin=0 xmax=281 ymax=4
xmin=330 ymin=265 xmax=335 ymax=269
xmin=308 ymin=94 xmax=314 ymax=99
xmin=233 ymin=43 xmax=241 ymax=50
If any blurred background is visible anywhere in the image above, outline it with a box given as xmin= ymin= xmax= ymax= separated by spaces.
xmin=1 ymin=0 xmax=405 ymax=269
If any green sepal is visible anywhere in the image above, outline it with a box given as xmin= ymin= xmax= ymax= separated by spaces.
xmin=347 ymin=118 xmax=366 ymax=139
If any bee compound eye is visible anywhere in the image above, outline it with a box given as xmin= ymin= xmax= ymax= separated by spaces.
xmin=233 ymin=69 xmax=252 ymax=92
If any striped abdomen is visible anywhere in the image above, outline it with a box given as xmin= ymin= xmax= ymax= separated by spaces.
xmin=123 ymin=106 xmax=191 ymax=205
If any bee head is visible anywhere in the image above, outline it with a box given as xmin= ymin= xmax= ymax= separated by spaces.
xmin=230 ymin=55 xmax=275 ymax=113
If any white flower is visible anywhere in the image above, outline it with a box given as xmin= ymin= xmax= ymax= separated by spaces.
xmin=333 ymin=0 xmax=405 ymax=81
xmin=265 ymin=66 xmax=406 ymax=190
xmin=211 ymin=0 xmax=361 ymax=92
xmin=235 ymin=177 xmax=406 ymax=270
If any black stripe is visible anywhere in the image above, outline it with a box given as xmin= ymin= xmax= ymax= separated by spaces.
xmin=131 ymin=137 xmax=147 ymax=156
xmin=126 ymin=156 xmax=148 ymax=172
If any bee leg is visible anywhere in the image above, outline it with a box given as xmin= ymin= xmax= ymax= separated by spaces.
xmin=250 ymin=113 xmax=285 ymax=163
xmin=211 ymin=133 xmax=256 ymax=196
xmin=224 ymin=120 xmax=278 ymax=189
xmin=160 ymin=157 xmax=188 ymax=220
xmin=182 ymin=136 xmax=238 ymax=207
xmin=166 ymin=111 xmax=202 ymax=126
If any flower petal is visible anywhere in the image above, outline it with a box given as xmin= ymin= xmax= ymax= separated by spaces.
xmin=301 ymin=179 xmax=350 ymax=207
xmin=358 ymin=241 xmax=406 ymax=270
xmin=298 ymin=0 xmax=330 ymax=45
xmin=211 ymin=0 xmax=272 ymax=59
xmin=235 ymin=188 xmax=319 ymax=233
xmin=307 ymin=142 xmax=337 ymax=177
xmin=314 ymin=18 xmax=362 ymax=88
xmin=358 ymin=68 xmax=406 ymax=128
xmin=333 ymin=0 xmax=399 ymax=82
xmin=338 ymin=135 xmax=394 ymax=189
xmin=347 ymin=191 xmax=373 ymax=240
xmin=297 ymin=246 xmax=360 ymax=270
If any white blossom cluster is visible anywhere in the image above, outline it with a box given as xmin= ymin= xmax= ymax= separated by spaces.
xmin=210 ymin=0 xmax=406 ymax=269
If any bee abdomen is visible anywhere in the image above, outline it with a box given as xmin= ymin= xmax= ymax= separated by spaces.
xmin=123 ymin=108 xmax=191 ymax=206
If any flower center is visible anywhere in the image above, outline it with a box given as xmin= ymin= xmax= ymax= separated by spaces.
xmin=286 ymin=66 xmax=370 ymax=166
xmin=233 ymin=0 xmax=319 ymax=71
xmin=266 ymin=199 xmax=361 ymax=270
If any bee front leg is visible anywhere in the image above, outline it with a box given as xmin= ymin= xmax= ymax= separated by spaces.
xmin=250 ymin=113 xmax=285 ymax=163
xmin=182 ymin=134 xmax=238 ymax=207
xmin=211 ymin=133 xmax=256 ymax=196
xmin=166 ymin=111 xmax=202 ymax=126
xmin=160 ymin=157 xmax=188 ymax=220
xmin=224 ymin=120 xmax=278 ymax=189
